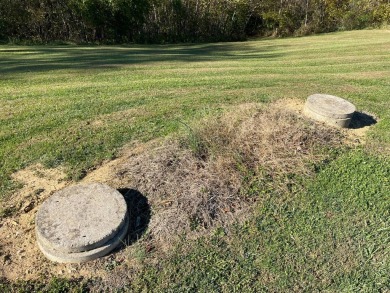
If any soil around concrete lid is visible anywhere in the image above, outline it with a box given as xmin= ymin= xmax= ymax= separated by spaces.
xmin=305 ymin=94 xmax=356 ymax=119
xmin=35 ymin=183 xmax=128 ymax=253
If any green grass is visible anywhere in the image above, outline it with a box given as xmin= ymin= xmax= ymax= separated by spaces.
xmin=1 ymin=30 xmax=390 ymax=197
xmin=129 ymin=150 xmax=389 ymax=292
xmin=0 ymin=277 xmax=88 ymax=292
xmin=0 ymin=30 xmax=390 ymax=291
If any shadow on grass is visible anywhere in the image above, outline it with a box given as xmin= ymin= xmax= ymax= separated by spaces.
xmin=0 ymin=43 xmax=283 ymax=75
xmin=349 ymin=111 xmax=377 ymax=129
xmin=117 ymin=188 xmax=151 ymax=246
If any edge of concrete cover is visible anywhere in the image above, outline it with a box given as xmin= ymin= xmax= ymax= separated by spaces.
xmin=35 ymin=183 xmax=129 ymax=263
xmin=304 ymin=94 xmax=356 ymax=128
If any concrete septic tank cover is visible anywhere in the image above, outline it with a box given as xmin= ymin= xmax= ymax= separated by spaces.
xmin=304 ymin=94 xmax=356 ymax=128
xmin=35 ymin=183 xmax=129 ymax=263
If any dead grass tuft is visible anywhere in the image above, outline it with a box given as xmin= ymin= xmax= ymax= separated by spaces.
xmin=117 ymin=103 xmax=344 ymax=249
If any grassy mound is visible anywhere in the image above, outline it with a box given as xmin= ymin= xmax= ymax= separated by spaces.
xmin=120 ymin=103 xmax=343 ymax=249
xmin=128 ymin=151 xmax=390 ymax=292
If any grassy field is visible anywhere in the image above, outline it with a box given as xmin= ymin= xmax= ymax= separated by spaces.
xmin=1 ymin=30 xmax=390 ymax=196
xmin=0 ymin=30 xmax=389 ymax=291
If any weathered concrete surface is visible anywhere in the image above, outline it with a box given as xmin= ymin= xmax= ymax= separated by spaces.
xmin=36 ymin=183 xmax=128 ymax=254
xmin=37 ymin=215 xmax=129 ymax=263
xmin=304 ymin=94 xmax=356 ymax=128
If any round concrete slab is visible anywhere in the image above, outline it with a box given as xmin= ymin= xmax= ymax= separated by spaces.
xmin=304 ymin=94 xmax=356 ymax=128
xmin=305 ymin=94 xmax=356 ymax=119
xmin=37 ymin=215 xmax=129 ymax=263
xmin=36 ymin=183 xmax=128 ymax=254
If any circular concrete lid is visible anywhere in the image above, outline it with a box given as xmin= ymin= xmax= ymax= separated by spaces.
xmin=305 ymin=94 xmax=356 ymax=119
xmin=36 ymin=183 xmax=128 ymax=253
xmin=37 ymin=214 xmax=129 ymax=263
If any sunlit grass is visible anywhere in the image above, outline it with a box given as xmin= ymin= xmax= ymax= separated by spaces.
xmin=0 ymin=30 xmax=389 ymax=197
xmin=0 ymin=29 xmax=389 ymax=291
xmin=129 ymin=150 xmax=389 ymax=292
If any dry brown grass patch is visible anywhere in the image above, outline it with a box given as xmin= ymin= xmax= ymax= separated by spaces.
xmin=116 ymin=102 xmax=344 ymax=249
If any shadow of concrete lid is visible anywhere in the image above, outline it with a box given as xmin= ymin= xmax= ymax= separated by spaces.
xmin=349 ymin=111 xmax=377 ymax=129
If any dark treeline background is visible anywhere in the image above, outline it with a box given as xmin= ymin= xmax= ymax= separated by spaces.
xmin=0 ymin=0 xmax=389 ymax=43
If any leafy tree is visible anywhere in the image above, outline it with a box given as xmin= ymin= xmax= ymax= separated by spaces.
xmin=112 ymin=0 xmax=150 ymax=42
xmin=0 ymin=0 xmax=388 ymax=43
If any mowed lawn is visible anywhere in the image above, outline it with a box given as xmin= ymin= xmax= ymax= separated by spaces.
xmin=1 ymin=30 xmax=389 ymax=196
xmin=0 ymin=30 xmax=389 ymax=291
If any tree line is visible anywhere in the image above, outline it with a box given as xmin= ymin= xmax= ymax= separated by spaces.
xmin=0 ymin=0 xmax=389 ymax=43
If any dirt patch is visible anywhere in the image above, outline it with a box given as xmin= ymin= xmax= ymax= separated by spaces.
xmin=0 ymin=164 xmax=70 ymax=280
xmin=0 ymin=100 xmax=372 ymax=287
xmin=277 ymin=98 xmax=304 ymax=113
